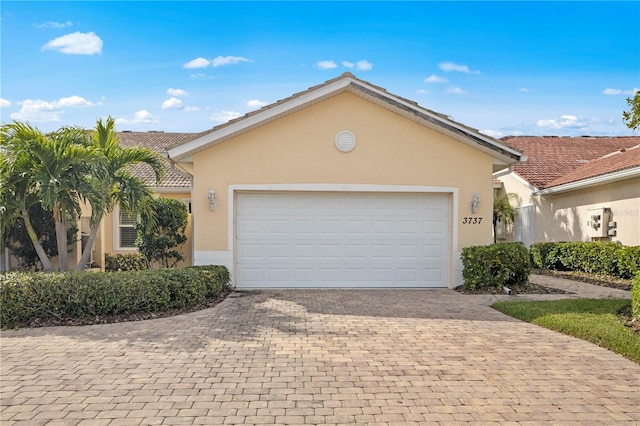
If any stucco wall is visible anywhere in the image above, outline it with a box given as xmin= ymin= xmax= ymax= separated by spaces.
xmin=187 ymin=91 xmax=496 ymax=286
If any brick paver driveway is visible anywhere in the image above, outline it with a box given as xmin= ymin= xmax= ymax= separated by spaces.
xmin=2 ymin=289 xmax=640 ymax=425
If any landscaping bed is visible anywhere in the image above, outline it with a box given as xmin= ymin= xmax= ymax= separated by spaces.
xmin=532 ymin=268 xmax=633 ymax=291
xmin=455 ymin=281 xmax=569 ymax=295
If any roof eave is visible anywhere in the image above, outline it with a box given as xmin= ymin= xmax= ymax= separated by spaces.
xmin=534 ymin=167 xmax=640 ymax=195
xmin=167 ymin=75 xmax=523 ymax=165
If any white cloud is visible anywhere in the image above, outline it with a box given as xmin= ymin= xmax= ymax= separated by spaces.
xmin=439 ymin=61 xmax=481 ymax=74
xmin=445 ymin=87 xmax=468 ymax=95
xmin=247 ymin=99 xmax=268 ymax=109
xmin=56 ymin=95 xmax=96 ymax=107
xmin=161 ymin=97 xmax=183 ymax=110
xmin=184 ymin=106 xmax=199 ymax=112
xmin=183 ymin=57 xmax=211 ymax=69
xmin=167 ymin=88 xmax=188 ymax=97
xmin=36 ymin=20 xmax=73 ymax=29
xmin=536 ymin=115 xmax=587 ymax=130
xmin=10 ymin=96 xmax=97 ymax=122
xmin=519 ymin=87 xmax=530 ymax=92
xmin=210 ymin=110 xmax=242 ymax=123
xmin=480 ymin=129 xmax=504 ymax=139
xmin=425 ymin=74 xmax=448 ymax=83
xmin=417 ymin=89 xmax=429 ymax=95
xmin=211 ymin=55 xmax=252 ymax=67
xmin=602 ymin=88 xmax=638 ymax=95
xmin=11 ymin=100 xmax=62 ymax=122
xmin=340 ymin=60 xmax=372 ymax=71
xmin=316 ymin=60 xmax=338 ymax=70
xmin=0 ymin=98 xmax=11 ymax=108
xmin=356 ymin=60 xmax=373 ymax=71
xmin=42 ymin=31 xmax=103 ymax=55
xmin=115 ymin=110 xmax=159 ymax=125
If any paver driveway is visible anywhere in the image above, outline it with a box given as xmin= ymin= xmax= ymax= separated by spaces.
xmin=2 ymin=288 xmax=640 ymax=425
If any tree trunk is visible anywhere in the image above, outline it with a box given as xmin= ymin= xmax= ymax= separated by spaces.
xmin=75 ymin=221 xmax=100 ymax=270
xmin=21 ymin=210 xmax=54 ymax=272
xmin=53 ymin=203 xmax=68 ymax=271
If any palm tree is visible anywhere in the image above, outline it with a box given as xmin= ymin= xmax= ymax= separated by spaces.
xmin=493 ymin=190 xmax=517 ymax=243
xmin=75 ymin=117 xmax=164 ymax=270
xmin=0 ymin=122 xmax=94 ymax=271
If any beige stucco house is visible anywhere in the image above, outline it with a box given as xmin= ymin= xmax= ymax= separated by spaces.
xmin=165 ymin=73 xmax=523 ymax=289
xmin=0 ymin=132 xmax=198 ymax=272
xmin=496 ymin=136 xmax=640 ymax=247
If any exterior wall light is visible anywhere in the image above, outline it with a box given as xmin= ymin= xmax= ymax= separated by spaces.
xmin=207 ymin=188 xmax=216 ymax=211
xmin=471 ymin=192 xmax=480 ymax=214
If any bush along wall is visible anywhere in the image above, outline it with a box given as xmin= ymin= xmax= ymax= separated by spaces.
xmin=104 ymin=253 xmax=147 ymax=271
xmin=529 ymin=242 xmax=640 ymax=279
xmin=0 ymin=265 xmax=230 ymax=329
xmin=461 ymin=243 xmax=530 ymax=291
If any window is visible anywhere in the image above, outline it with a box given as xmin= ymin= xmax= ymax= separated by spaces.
xmin=116 ymin=208 xmax=138 ymax=249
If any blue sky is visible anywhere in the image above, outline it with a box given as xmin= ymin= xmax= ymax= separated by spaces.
xmin=1 ymin=1 xmax=639 ymax=138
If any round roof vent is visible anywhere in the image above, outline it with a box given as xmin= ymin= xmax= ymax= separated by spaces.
xmin=335 ymin=130 xmax=356 ymax=153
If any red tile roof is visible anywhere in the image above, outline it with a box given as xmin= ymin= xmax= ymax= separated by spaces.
xmin=502 ymin=136 xmax=640 ymax=189
xmin=118 ymin=131 xmax=197 ymax=188
xmin=546 ymin=144 xmax=640 ymax=187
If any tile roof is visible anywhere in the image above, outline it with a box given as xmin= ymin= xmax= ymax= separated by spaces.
xmin=502 ymin=136 xmax=640 ymax=189
xmin=546 ymin=144 xmax=640 ymax=188
xmin=118 ymin=131 xmax=197 ymax=188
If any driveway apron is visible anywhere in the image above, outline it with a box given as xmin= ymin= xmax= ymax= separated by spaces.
xmin=2 ymin=288 xmax=639 ymax=425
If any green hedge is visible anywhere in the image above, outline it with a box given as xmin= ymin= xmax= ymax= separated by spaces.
xmin=461 ymin=243 xmax=530 ymax=291
xmin=0 ymin=265 xmax=230 ymax=329
xmin=633 ymin=275 xmax=640 ymax=322
xmin=105 ymin=253 xmax=147 ymax=271
xmin=530 ymin=242 xmax=640 ymax=279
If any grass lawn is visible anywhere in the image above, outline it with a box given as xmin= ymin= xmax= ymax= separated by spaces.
xmin=492 ymin=298 xmax=640 ymax=364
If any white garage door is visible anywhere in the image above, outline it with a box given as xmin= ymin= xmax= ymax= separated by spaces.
xmin=235 ymin=192 xmax=450 ymax=289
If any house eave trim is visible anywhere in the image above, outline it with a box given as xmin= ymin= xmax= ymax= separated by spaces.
xmin=534 ymin=167 xmax=640 ymax=195
xmin=167 ymin=75 xmax=523 ymax=164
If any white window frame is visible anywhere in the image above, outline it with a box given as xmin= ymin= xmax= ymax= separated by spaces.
xmin=113 ymin=205 xmax=138 ymax=251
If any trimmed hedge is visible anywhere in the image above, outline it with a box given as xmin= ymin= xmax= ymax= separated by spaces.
xmin=0 ymin=265 xmax=230 ymax=329
xmin=530 ymin=242 xmax=640 ymax=279
xmin=461 ymin=243 xmax=530 ymax=291
xmin=633 ymin=275 xmax=640 ymax=322
xmin=105 ymin=253 xmax=147 ymax=271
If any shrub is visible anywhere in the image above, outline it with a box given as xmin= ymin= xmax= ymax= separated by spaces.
xmin=0 ymin=265 xmax=230 ymax=329
xmin=531 ymin=241 xmax=640 ymax=279
xmin=461 ymin=243 xmax=530 ymax=291
xmin=633 ymin=275 xmax=640 ymax=322
xmin=105 ymin=253 xmax=147 ymax=271
xmin=619 ymin=246 xmax=640 ymax=279
xmin=529 ymin=242 xmax=557 ymax=269
xmin=135 ymin=198 xmax=188 ymax=268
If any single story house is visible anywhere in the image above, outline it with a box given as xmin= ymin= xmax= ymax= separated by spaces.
xmin=496 ymin=136 xmax=640 ymax=247
xmin=165 ymin=72 xmax=523 ymax=289
xmin=2 ymin=73 xmax=524 ymax=286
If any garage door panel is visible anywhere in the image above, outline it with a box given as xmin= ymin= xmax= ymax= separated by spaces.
xmin=236 ymin=192 xmax=449 ymax=288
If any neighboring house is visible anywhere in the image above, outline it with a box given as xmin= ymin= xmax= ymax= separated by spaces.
xmin=496 ymin=136 xmax=640 ymax=247
xmin=0 ymin=131 xmax=198 ymax=271
xmin=88 ymin=131 xmax=198 ymax=269
xmin=166 ymin=72 xmax=523 ymax=289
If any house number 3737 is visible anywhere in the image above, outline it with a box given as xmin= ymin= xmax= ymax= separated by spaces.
xmin=462 ymin=217 xmax=483 ymax=224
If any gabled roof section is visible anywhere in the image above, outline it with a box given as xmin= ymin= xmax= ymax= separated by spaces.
xmin=118 ymin=131 xmax=197 ymax=189
xmin=503 ymin=135 xmax=640 ymax=189
xmin=167 ymin=73 xmax=522 ymax=167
